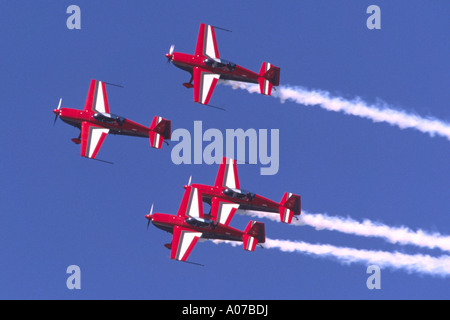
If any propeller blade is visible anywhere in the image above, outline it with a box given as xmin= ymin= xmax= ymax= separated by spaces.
xmin=188 ymin=175 xmax=192 ymax=186
xmin=146 ymin=203 xmax=154 ymax=231
xmin=166 ymin=45 xmax=175 ymax=65
xmin=53 ymin=98 xmax=62 ymax=126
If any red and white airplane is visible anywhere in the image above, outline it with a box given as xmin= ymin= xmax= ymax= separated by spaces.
xmin=53 ymin=80 xmax=171 ymax=160
xmin=165 ymin=23 xmax=280 ymax=106
xmin=146 ymin=185 xmax=265 ymax=263
xmin=187 ymin=158 xmax=301 ymax=224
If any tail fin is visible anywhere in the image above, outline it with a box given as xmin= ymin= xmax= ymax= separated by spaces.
xmin=242 ymin=221 xmax=265 ymax=252
xmin=258 ymin=62 xmax=280 ymax=96
xmin=149 ymin=116 xmax=171 ymax=149
xmin=279 ymin=193 xmax=301 ymax=224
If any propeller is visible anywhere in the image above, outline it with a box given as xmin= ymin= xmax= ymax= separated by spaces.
xmin=146 ymin=203 xmax=154 ymax=231
xmin=165 ymin=44 xmax=175 ymax=64
xmin=183 ymin=175 xmax=193 ymax=189
xmin=52 ymin=98 xmax=62 ymax=126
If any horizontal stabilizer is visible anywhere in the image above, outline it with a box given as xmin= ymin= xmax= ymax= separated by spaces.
xmin=243 ymin=221 xmax=265 ymax=251
xmin=149 ymin=116 xmax=171 ymax=149
xmin=258 ymin=62 xmax=280 ymax=96
xmin=279 ymin=193 xmax=301 ymax=224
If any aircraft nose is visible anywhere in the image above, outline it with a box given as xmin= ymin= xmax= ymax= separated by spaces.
xmin=52 ymin=109 xmax=60 ymax=115
xmin=145 ymin=214 xmax=153 ymax=231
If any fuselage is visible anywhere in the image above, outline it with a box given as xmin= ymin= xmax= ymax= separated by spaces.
xmin=169 ymin=52 xmax=260 ymax=84
xmin=149 ymin=212 xmax=245 ymax=242
xmin=188 ymin=183 xmax=280 ymax=213
xmin=55 ymin=107 xmax=150 ymax=138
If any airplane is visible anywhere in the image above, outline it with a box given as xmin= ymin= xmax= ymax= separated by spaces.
xmin=146 ymin=185 xmax=265 ymax=263
xmin=186 ymin=157 xmax=301 ymax=224
xmin=52 ymin=79 xmax=171 ymax=161
xmin=165 ymin=23 xmax=280 ymax=107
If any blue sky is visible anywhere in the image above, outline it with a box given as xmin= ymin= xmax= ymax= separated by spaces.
xmin=1 ymin=1 xmax=449 ymax=299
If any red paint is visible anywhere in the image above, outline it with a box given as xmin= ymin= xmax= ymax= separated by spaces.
xmin=54 ymin=80 xmax=171 ymax=159
xmin=167 ymin=23 xmax=281 ymax=104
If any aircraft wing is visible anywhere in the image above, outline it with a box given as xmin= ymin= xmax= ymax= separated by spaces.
xmin=210 ymin=197 xmax=239 ymax=226
xmin=195 ymin=23 xmax=220 ymax=59
xmin=84 ymin=80 xmax=110 ymax=113
xmin=193 ymin=67 xmax=220 ymax=105
xmin=170 ymin=226 xmax=202 ymax=262
xmin=80 ymin=121 xmax=109 ymax=159
xmin=214 ymin=157 xmax=240 ymax=189
xmin=176 ymin=186 xmax=204 ymax=220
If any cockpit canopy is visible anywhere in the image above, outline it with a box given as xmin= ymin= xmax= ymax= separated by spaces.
xmin=185 ymin=217 xmax=215 ymax=228
xmin=93 ymin=112 xmax=126 ymax=125
xmin=204 ymin=57 xmax=236 ymax=71
xmin=223 ymin=188 xmax=256 ymax=201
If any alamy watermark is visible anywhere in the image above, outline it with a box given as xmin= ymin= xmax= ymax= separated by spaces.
xmin=366 ymin=265 xmax=381 ymax=290
xmin=66 ymin=5 xmax=81 ymax=30
xmin=66 ymin=265 xmax=81 ymax=290
xmin=366 ymin=5 xmax=381 ymax=30
xmin=170 ymin=121 xmax=280 ymax=176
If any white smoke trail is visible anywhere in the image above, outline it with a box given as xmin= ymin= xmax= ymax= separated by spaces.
xmin=239 ymin=210 xmax=450 ymax=253
xmin=213 ymin=237 xmax=450 ymax=277
xmin=224 ymin=82 xmax=450 ymax=141
xmin=265 ymin=238 xmax=450 ymax=277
